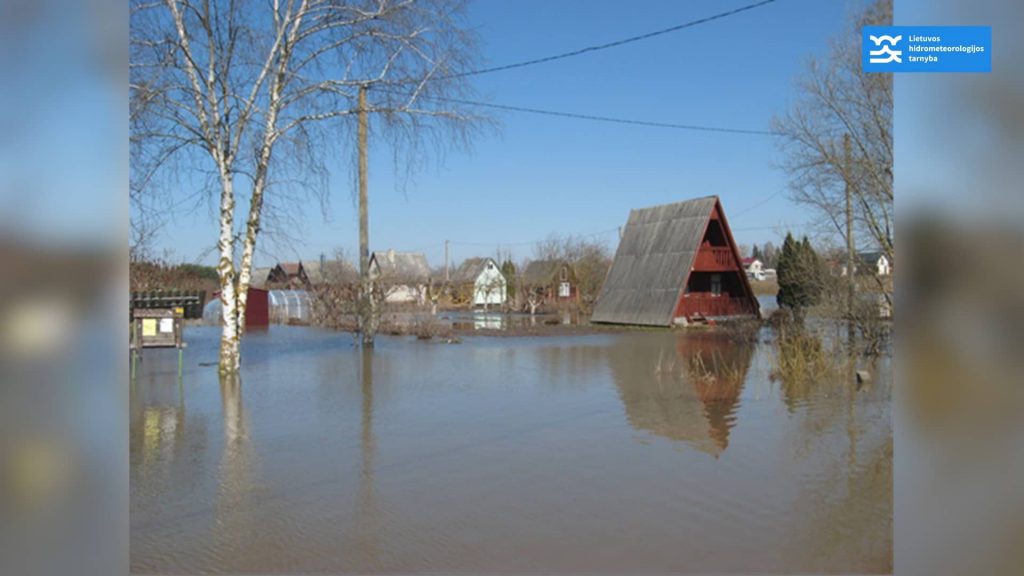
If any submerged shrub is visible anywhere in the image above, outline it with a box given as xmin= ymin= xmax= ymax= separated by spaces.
xmin=770 ymin=322 xmax=852 ymax=410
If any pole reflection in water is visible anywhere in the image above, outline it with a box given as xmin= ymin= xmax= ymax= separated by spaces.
xmin=356 ymin=347 xmax=379 ymax=569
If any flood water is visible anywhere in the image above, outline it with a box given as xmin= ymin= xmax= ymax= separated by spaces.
xmin=130 ymin=325 xmax=891 ymax=574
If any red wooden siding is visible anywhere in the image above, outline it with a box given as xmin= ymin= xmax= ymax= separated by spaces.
xmin=673 ymin=201 xmax=759 ymax=320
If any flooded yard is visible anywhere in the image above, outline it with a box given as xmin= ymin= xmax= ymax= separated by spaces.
xmin=130 ymin=325 xmax=891 ymax=574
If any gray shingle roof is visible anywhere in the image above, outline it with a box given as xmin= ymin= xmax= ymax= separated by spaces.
xmin=369 ymin=250 xmax=430 ymax=282
xmin=249 ymin=267 xmax=272 ymax=289
xmin=452 ymin=257 xmax=497 ymax=284
xmin=591 ymin=196 xmax=718 ymax=326
xmin=303 ymin=259 xmax=358 ymax=284
xmin=521 ymin=259 xmax=567 ymax=285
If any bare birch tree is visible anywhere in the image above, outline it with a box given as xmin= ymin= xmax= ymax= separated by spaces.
xmin=131 ymin=0 xmax=486 ymax=372
xmin=772 ymin=0 xmax=893 ymax=300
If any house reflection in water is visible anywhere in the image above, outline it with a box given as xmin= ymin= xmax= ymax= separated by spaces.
xmin=609 ymin=332 xmax=755 ymax=457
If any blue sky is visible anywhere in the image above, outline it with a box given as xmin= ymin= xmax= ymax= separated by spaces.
xmin=153 ymin=0 xmax=863 ymax=267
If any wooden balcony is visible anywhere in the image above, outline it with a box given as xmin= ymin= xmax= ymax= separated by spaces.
xmin=676 ymin=293 xmax=754 ymax=319
xmin=693 ymin=247 xmax=735 ymax=271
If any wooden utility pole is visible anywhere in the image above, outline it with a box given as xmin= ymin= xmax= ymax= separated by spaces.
xmin=844 ymin=133 xmax=856 ymax=341
xmin=444 ymin=239 xmax=450 ymax=283
xmin=358 ymin=84 xmax=374 ymax=346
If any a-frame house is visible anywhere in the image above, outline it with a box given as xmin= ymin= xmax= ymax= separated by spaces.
xmin=591 ymin=196 xmax=760 ymax=326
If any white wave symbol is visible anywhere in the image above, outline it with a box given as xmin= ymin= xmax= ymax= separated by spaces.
xmin=869 ymin=45 xmax=902 ymax=63
xmin=868 ymin=35 xmax=902 ymax=64
xmin=869 ymin=34 xmax=902 ymax=46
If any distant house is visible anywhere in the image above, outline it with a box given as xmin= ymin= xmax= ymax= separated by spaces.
xmin=452 ymin=257 xmax=507 ymax=307
xmin=858 ymin=251 xmax=891 ymax=276
xmin=833 ymin=251 xmax=892 ymax=277
xmin=522 ymin=259 xmax=578 ymax=305
xmin=303 ymin=257 xmax=358 ymax=286
xmin=591 ymin=196 xmax=760 ymax=325
xmin=369 ymin=250 xmax=431 ymax=304
xmin=249 ymin=267 xmax=272 ymax=289
xmin=267 ymin=261 xmax=306 ymax=287
xmin=741 ymin=257 xmax=764 ymax=280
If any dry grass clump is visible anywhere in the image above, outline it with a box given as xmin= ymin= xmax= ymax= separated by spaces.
xmin=769 ymin=323 xmax=851 ymax=387
xmin=686 ymin=351 xmax=746 ymax=402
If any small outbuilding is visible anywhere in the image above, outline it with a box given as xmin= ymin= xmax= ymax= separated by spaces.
xmin=591 ymin=196 xmax=760 ymax=325
xmin=208 ymin=287 xmax=270 ymax=328
xmin=452 ymin=257 xmax=507 ymax=307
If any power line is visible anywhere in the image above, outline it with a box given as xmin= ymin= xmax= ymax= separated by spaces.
xmin=731 ymin=190 xmax=787 ymax=218
xmin=449 ymin=227 xmax=621 ymax=247
xmin=445 ymin=0 xmax=781 ymax=80
xmin=383 ymin=90 xmax=777 ymax=135
xmin=453 ymin=97 xmax=778 ymax=135
xmin=732 ymin=222 xmax=811 ymax=232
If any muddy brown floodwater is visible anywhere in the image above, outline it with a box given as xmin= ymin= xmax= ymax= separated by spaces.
xmin=130 ymin=325 xmax=891 ymax=574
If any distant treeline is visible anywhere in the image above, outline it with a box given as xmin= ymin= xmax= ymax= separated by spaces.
xmin=130 ymin=258 xmax=219 ymax=293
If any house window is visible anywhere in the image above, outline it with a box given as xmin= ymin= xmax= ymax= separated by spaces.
xmin=711 ymin=274 xmax=722 ymax=296
xmin=560 ymin=266 xmax=568 ymax=281
xmin=559 ymin=282 xmax=571 ymax=298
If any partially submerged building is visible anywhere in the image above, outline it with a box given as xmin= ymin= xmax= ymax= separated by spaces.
xmin=591 ymin=196 xmax=760 ymax=325
xmin=452 ymin=257 xmax=507 ymax=307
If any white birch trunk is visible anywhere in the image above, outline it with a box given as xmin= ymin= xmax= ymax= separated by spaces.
xmin=237 ymin=110 xmax=279 ymax=339
xmin=236 ymin=12 xmax=295 ymax=341
xmin=217 ymin=169 xmax=241 ymax=374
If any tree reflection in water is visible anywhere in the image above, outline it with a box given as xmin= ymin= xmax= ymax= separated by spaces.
xmin=215 ymin=373 xmax=254 ymax=557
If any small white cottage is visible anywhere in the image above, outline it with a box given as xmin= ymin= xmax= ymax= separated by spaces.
xmin=453 ymin=257 xmax=507 ymax=307
xmin=741 ymin=257 xmax=764 ymax=280
xmin=856 ymin=251 xmax=892 ymax=276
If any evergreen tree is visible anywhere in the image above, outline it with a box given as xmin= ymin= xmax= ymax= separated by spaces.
xmin=776 ymin=233 xmax=798 ymax=309
xmin=500 ymin=259 xmax=517 ymax=302
xmin=777 ymin=234 xmax=824 ymax=310
xmin=799 ymin=236 xmax=823 ymax=307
